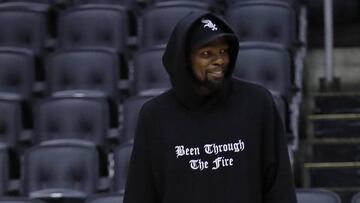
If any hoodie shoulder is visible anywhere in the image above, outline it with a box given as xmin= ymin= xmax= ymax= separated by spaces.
xmin=231 ymin=78 xmax=274 ymax=100
xmin=140 ymin=90 xmax=177 ymax=115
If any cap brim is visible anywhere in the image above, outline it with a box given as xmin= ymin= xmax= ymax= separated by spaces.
xmin=191 ymin=33 xmax=237 ymax=49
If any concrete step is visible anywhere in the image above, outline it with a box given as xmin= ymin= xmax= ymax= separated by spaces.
xmin=304 ymin=138 xmax=360 ymax=162
xmin=313 ymin=92 xmax=360 ymax=114
xmin=308 ymin=113 xmax=360 ymax=139
xmin=303 ymin=162 xmax=360 ymax=188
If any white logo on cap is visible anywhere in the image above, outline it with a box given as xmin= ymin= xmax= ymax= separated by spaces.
xmin=201 ymin=19 xmax=218 ymax=31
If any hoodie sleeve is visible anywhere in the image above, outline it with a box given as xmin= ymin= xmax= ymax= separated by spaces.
xmin=262 ymin=96 xmax=297 ymax=203
xmin=123 ymin=106 xmax=158 ymax=203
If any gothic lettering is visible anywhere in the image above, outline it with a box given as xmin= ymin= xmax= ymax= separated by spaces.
xmin=212 ymin=157 xmax=234 ymax=170
xmin=189 ymin=159 xmax=209 ymax=171
xmin=204 ymin=140 xmax=245 ymax=155
xmin=175 ymin=145 xmax=200 ymax=158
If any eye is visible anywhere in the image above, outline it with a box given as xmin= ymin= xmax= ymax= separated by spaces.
xmin=200 ymin=51 xmax=212 ymax=58
xmin=220 ymin=48 xmax=228 ymax=55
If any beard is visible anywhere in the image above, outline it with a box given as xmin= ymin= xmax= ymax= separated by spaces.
xmin=204 ymin=75 xmax=225 ymax=90
xmin=195 ymin=74 xmax=226 ymax=96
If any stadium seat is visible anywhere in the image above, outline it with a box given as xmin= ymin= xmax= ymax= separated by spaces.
xmin=226 ymin=0 xmax=298 ymax=7
xmin=352 ymin=192 xmax=360 ymax=203
xmin=121 ymin=95 xmax=153 ymax=143
xmin=45 ymin=48 xmax=120 ymax=100
xmin=58 ymin=4 xmax=129 ymax=53
xmin=0 ymin=1 xmax=52 ymax=10
xmin=234 ymin=42 xmax=292 ymax=133
xmin=225 ymin=1 xmax=296 ymax=49
xmin=34 ymin=96 xmax=110 ymax=146
xmin=152 ymin=0 xmax=217 ymax=8
xmin=22 ymin=140 xmax=99 ymax=200
xmin=113 ymin=141 xmax=133 ymax=193
xmin=0 ymin=198 xmax=45 ymax=203
xmin=0 ymin=99 xmax=23 ymax=147
xmin=133 ymin=45 xmax=171 ymax=95
xmin=0 ymin=0 xmax=51 ymax=3
xmin=66 ymin=0 xmax=132 ymax=6
xmin=86 ymin=193 xmax=123 ymax=203
xmin=140 ymin=1 xmax=209 ymax=48
xmin=0 ymin=145 xmax=9 ymax=195
xmin=234 ymin=42 xmax=292 ymax=97
xmin=296 ymin=189 xmax=342 ymax=203
xmin=0 ymin=48 xmax=35 ymax=101
xmin=0 ymin=4 xmax=48 ymax=56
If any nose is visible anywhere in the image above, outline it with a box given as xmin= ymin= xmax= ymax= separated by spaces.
xmin=212 ymin=53 xmax=227 ymax=66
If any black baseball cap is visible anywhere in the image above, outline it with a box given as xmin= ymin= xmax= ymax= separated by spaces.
xmin=189 ymin=15 xmax=237 ymax=49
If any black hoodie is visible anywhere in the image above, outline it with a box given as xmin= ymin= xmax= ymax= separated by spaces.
xmin=124 ymin=12 xmax=297 ymax=203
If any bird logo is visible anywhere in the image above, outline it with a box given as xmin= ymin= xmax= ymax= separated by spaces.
xmin=201 ymin=19 xmax=218 ymax=31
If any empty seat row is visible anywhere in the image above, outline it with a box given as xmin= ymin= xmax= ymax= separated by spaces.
xmin=0 ymin=140 xmax=133 ymax=197
xmin=0 ymin=96 xmax=111 ymax=147
xmin=0 ymin=194 xmax=123 ymax=203
xmin=0 ymin=3 xmax=129 ymax=55
xmin=0 ymin=46 xmax=162 ymax=101
xmin=0 ymin=93 xmax=153 ymax=148
xmin=0 ymin=47 xmax=121 ymax=101
xmin=0 ymin=0 xmax=298 ymax=54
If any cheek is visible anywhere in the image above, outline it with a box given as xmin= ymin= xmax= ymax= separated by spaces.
xmin=224 ymin=57 xmax=230 ymax=67
xmin=193 ymin=59 xmax=208 ymax=80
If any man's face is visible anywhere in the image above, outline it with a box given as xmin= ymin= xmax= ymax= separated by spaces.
xmin=190 ymin=37 xmax=230 ymax=87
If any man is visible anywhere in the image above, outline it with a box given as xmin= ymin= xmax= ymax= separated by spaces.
xmin=124 ymin=12 xmax=297 ymax=203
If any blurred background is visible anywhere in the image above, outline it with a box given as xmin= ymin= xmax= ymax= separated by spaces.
xmin=0 ymin=0 xmax=359 ymax=203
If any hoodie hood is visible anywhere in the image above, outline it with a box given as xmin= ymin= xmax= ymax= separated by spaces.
xmin=162 ymin=12 xmax=239 ymax=111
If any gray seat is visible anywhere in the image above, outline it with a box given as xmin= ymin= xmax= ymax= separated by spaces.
xmin=113 ymin=141 xmax=133 ymax=193
xmin=0 ymin=5 xmax=48 ymax=56
xmin=0 ymin=0 xmax=50 ymax=3
xmin=225 ymin=1 xmax=296 ymax=49
xmin=234 ymin=42 xmax=292 ymax=134
xmin=140 ymin=1 xmax=209 ymax=48
xmin=296 ymin=189 xmax=341 ymax=203
xmin=226 ymin=0 xmax=298 ymax=7
xmin=0 ymin=48 xmax=35 ymax=100
xmin=34 ymin=97 xmax=109 ymax=146
xmin=0 ymin=99 xmax=23 ymax=147
xmin=234 ymin=42 xmax=292 ymax=98
xmin=133 ymin=45 xmax=171 ymax=95
xmin=58 ymin=4 xmax=129 ymax=53
xmin=22 ymin=140 xmax=99 ymax=199
xmin=0 ymin=197 xmax=45 ymax=203
xmin=0 ymin=145 xmax=9 ymax=195
xmin=152 ymin=0 xmax=218 ymax=8
xmin=352 ymin=192 xmax=360 ymax=203
xmin=86 ymin=193 xmax=123 ymax=203
xmin=46 ymin=48 xmax=119 ymax=100
xmin=66 ymin=0 xmax=132 ymax=6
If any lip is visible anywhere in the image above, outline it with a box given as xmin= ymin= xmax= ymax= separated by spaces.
xmin=207 ymin=69 xmax=224 ymax=80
